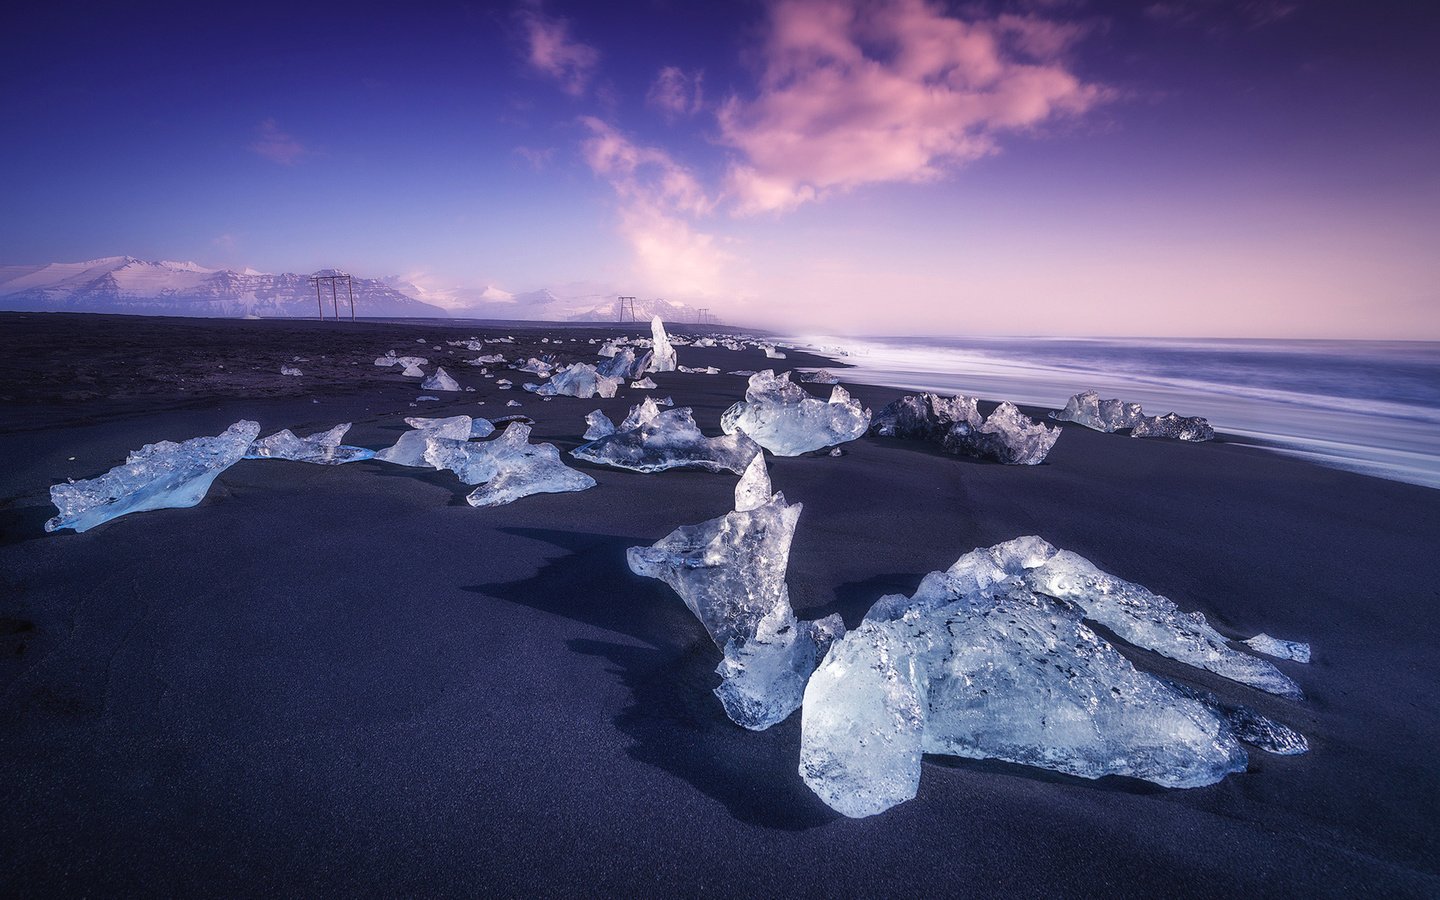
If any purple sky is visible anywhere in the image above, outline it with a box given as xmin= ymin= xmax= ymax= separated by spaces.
xmin=3 ymin=0 xmax=1438 ymax=337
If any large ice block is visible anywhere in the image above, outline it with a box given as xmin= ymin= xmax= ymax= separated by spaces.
xmin=1053 ymin=390 xmax=1215 ymax=442
xmin=649 ymin=316 xmax=677 ymax=372
xmin=720 ymin=370 xmax=871 ymax=456
xmin=572 ymin=399 xmax=761 ymax=474
xmin=941 ymin=401 xmax=1061 ymax=465
xmin=246 ymin=423 xmax=374 ymax=464
xmin=532 ymin=363 xmax=621 ymax=399
xmin=46 ymin=420 xmax=261 ymax=533
xmin=375 ymin=415 xmax=475 ymax=467
xmin=628 ymin=459 xmax=844 ymax=729
xmin=596 ymin=348 xmax=652 ymax=381
xmin=870 ymin=393 xmax=980 ymax=441
xmin=1130 ymin=413 xmax=1216 ymax=442
xmin=424 ymin=422 xmax=596 ymax=507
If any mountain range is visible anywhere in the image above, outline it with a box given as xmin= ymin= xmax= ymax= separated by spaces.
xmin=0 ymin=257 xmax=712 ymax=323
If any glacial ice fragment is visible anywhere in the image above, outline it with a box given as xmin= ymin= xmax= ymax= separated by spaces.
xmin=434 ymin=423 xmax=596 ymax=507
xmin=631 ymin=377 xmax=657 ymax=389
xmin=421 ymin=367 xmax=461 ymax=392
xmin=597 ymin=348 xmax=652 ymax=381
xmin=941 ymin=401 xmax=1060 ymax=465
xmin=871 ymin=393 xmax=980 ymax=441
xmin=649 ymin=316 xmax=677 ymax=372
xmin=246 ymin=423 xmax=374 ymax=464
xmin=375 ymin=415 xmax=474 ymax=467
xmin=800 ymin=576 xmax=1249 ymax=818
xmin=280 ymin=366 xmax=303 ymax=377
xmin=533 ymin=363 xmax=621 ymax=399
xmin=582 ymin=409 xmax=616 ymax=440
xmin=678 ymin=365 xmax=721 ymax=375
xmin=798 ymin=369 xmax=841 ymax=384
xmin=572 ymin=398 xmax=761 ymax=474
xmin=627 ymin=459 xmax=844 ymax=729
xmin=1051 ymin=390 xmax=1144 ymax=432
xmin=719 ymin=371 xmax=871 ymax=456
xmin=1130 ymin=413 xmax=1216 ymax=442
xmin=1244 ymin=633 xmax=1311 ymax=663
xmin=46 ymin=420 xmax=261 ymax=533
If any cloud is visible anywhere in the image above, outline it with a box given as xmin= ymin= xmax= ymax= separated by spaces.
xmin=513 ymin=145 xmax=556 ymax=169
xmin=647 ymin=66 xmax=705 ymax=119
xmin=579 ymin=117 xmax=732 ymax=296
xmin=515 ymin=3 xmax=600 ymax=97
xmin=249 ymin=119 xmax=310 ymax=166
xmin=717 ymin=0 xmax=1106 ymax=214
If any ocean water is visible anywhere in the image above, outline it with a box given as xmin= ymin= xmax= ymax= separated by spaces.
xmin=786 ymin=335 xmax=1440 ymax=490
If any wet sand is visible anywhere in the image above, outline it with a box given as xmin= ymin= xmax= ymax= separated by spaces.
xmin=1 ymin=312 xmax=1437 ymax=897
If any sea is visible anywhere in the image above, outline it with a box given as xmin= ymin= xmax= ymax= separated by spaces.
xmin=785 ymin=334 xmax=1440 ymax=490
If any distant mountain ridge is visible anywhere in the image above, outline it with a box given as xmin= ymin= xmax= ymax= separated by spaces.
xmin=0 ymin=257 xmax=447 ymax=318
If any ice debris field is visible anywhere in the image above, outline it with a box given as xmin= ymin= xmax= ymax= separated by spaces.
xmin=41 ymin=317 xmax=1311 ymax=819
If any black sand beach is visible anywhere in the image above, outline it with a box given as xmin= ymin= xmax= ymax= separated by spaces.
xmin=2 ymin=313 xmax=1437 ymax=897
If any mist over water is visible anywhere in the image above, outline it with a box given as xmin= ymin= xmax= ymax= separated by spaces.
xmin=788 ymin=334 xmax=1440 ymax=490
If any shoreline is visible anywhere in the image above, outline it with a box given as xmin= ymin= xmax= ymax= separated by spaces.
xmin=2 ymin=312 xmax=1438 ymax=896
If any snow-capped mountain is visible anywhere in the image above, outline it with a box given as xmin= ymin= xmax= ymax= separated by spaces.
xmin=0 ymin=257 xmax=447 ymax=318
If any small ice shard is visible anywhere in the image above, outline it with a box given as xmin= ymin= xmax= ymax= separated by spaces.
xmin=280 ymin=365 xmax=303 ymax=377
xmin=720 ymin=371 xmax=871 ymax=457
xmin=649 ymin=316 xmax=677 ymax=372
xmin=572 ymin=398 xmax=761 ymax=474
xmin=679 ymin=365 xmax=721 ymax=375
xmin=466 ymin=353 xmax=506 ymax=365
xmin=1244 ymin=633 xmax=1311 ymax=663
xmin=628 ymin=458 xmax=844 ymax=729
xmin=762 ymin=345 xmax=787 ymax=359
xmin=728 ymin=370 xmax=757 ymax=377
xmin=507 ymin=400 xmax=522 ymax=407
xmin=801 ymin=574 xmax=1250 ymax=818
xmin=941 ymin=401 xmax=1060 ymax=465
xmin=798 ymin=369 xmax=840 ymax=384
xmin=582 ymin=409 xmax=616 ymax=440
xmin=46 ymin=420 xmax=261 ymax=533
xmin=496 ymin=379 xmax=513 ymax=389
xmin=375 ymin=415 xmax=474 ymax=467
xmin=631 ymin=377 xmax=657 ymax=389
xmin=401 ymin=362 xmax=426 ymax=378
xmin=246 ymin=423 xmax=374 ymax=464
xmin=375 ymin=353 xmax=428 ymax=370
xmin=693 ymin=337 xmax=716 ymax=347
xmin=514 ymin=357 xmax=554 ymax=375
xmin=421 ymin=367 xmax=461 ymax=392
xmin=533 ymin=363 xmax=621 ymax=399
xmin=1051 ymin=390 xmax=1144 ymax=432
xmin=1131 ymin=413 xmax=1216 ymax=442
xmin=425 ymin=423 xmax=595 ymax=507
xmin=871 ymin=394 xmax=981 ymax=441
xmin=416 ymin=395 xmax=439 ymax=402
xmin=597 ymin=348 xmax=652 ymax=381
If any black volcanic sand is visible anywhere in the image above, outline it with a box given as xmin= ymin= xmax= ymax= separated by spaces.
xmin=1 ymin=312 xmax=1437 ymax=897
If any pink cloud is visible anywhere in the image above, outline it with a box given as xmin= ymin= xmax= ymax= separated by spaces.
xmin=579 ymin=118 xmax=731 ymax=296
xmin=717 ymin=0 xmax=1106 ymax=214
xmin=249 ymin=119 xmax=309 ymax=166
xmin=647 ymin=66 xmax=705 ymax=119
xmin=516 ymin=3 xmax=599 ymax=97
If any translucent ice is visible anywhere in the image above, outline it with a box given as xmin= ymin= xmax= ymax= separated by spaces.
xmin=421 ymin=367 xmax=461 ymax=392
xmin=763 ymin=345 xmax=787 ymax=359
xmin=582 ymin=409 xmax=616 ymax=440
xmin=46 ymin=420 xmax=260 ymax=533
xmin=1051 ymin=390 xmax=1144 ymax=432
xmin=720 ymin=370 xmax=871 ymax=456
xmin=871 ymin=393 xmax=980 ymax=441
xmin=375 ymin=415 xmax=475 ymax=467
xmin=627 ymin=459 xmax=844 ymax=729
xmin=280 ymin=365 xmax=302 ymax=377
xmin=436 ymin=423 xmax=595 ymax=507
xmin=1244 ymin=633 xmax=1311 ymax=663
xmin=597 ymin=348 xmax=652 ymax=381
xmin=679 ymin=365 xmax=721 ymax=375
xmin=572 ymin=398 xmax=761 ymax=474
xmin=532 ymin=363 xmax=621 ymax=399
xmin=941 ymin=401 xmax=1060 ymax=465
xmin=649 ymin=316 xmax=677 ymax=372
xmin=1131 ymin=413 xmax=1216 ymax=442
xmin=246 ymin=423 xmax=374 ymax=464
xmin=631 ymin=377 xmax=657 ymax=389
xmin=798 ymin=369 xmax=840 ymax=384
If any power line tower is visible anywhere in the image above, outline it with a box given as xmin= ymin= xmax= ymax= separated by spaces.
xmin=617 ymin=295 xmax=638 ymax=322
xmin=696 ymin=308 xmax=710 ymax=326
xmin=309 ymin=271 xmax=355 ymax=321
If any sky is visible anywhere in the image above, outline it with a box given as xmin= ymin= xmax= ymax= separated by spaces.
xmin=3 ymin=0 xmax=1438 ymax=338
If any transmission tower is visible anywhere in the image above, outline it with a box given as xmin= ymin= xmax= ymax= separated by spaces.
xmin=617 ymin=295 xmax=638 ymax=322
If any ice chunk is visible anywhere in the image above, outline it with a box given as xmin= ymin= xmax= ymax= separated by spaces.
xmin=733 ymin=452 xmax=771 ymax=512
xmin=375 ymin=415 xmax=474 ymax=467
xmin=720 ymin=371 xmax=870 ymax=456
xmin=375 ymin=354 xmax=428 ymax=370
xmin=421 ymin=366 xmax=461 ymax=392
xmin=728 ymin=370 xmax=757 ymax=377
xmin=649 ymin=316 xmax=677 ymax=372
xmin=513 ymin=358 xmax=554 ymax=375
xmin=246 ymin=423 xmax=374 ymax=464
xmin=280 ymin=365 xmax=303 ymax=377
xmin=597 ymin=347 xmax=652 ymax=381
xmin=630 ymin=377 xmax=657 ymax=389
xmin=679 ymin=365 xmax=721 ymax=375
xmin=532 ymin=363 xmax=621 ymax=399
xmin=627 ymin=460 xmax=844 ymax=729
xmin=506 ymin=400 xmax=522 ymax=407
xmin=798 ymin=369 xmax=840 ymax=384
xmin=582 ymin=409 xmax=616 ymax=440
xmin=424 ymin=423 xmax=595 ymax=507
xmin=1244 ymin=633 xmax=1311 ymax=663
xmin=762 ymin=345 xmax=787 ymax=359
xmin=941 ymin=401 xmax=1060 ymax=465
xmin=572 ymin=399 xmax=761 ymax=474
xmin=46 ymin=420 xmax=260 ymax=533
xmin=1051 ymin=390 xmax=1144 ymax=432
xmin=871 ymin=393 xmax=981 ymax=441
xmin=800 ymin=578 xmax=1249 ymax=818
xmin=1131 ymin=413 xmax=1216 ymax=442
